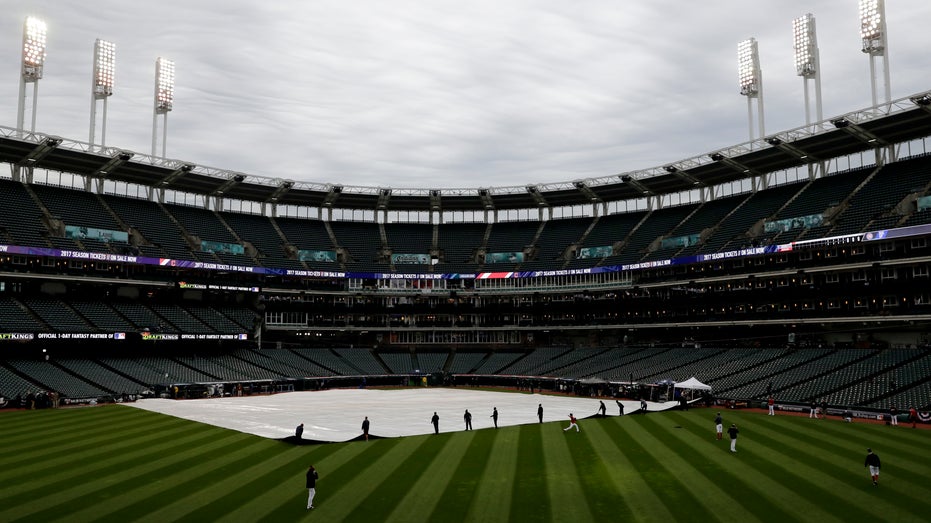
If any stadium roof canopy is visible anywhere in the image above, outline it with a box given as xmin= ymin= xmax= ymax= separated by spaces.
xmin=2 ymin=91 xmax=930 ymax=212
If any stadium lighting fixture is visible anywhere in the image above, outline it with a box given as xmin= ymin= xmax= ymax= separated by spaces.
xmin=859 ymin=0 xmax=890 ymax=108
xmin=89 ymin=39 xmax=115 ymax=149
xmin=793 ymin=14 xmax=823 ymax=125
xmin=16 ymin=16 xmax=47 ymax=135
xmin=737 ymin=38 xmax=765 ymax=141
xmin=152 ymin=57 xmax=175 ymax=157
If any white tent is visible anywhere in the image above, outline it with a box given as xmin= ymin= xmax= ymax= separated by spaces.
xmin=674 ymin=377 xmax=712 ymax=391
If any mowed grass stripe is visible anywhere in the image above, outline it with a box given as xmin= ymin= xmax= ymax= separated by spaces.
xmin=641 ymin=413 xmax=794 ymax=523
xmin=388 ymin=430 xmax=481 ymax=523
xmin=0 ymin=406 xmax=146 ymax=448
xmin=237 ymin=438 xmax=373 ymax=521
xmin=765 ymin=416 xmax=929 ymax=477
xmin=171 ymin=442 xmax=343 ymax=523
xmin=602 ymin=417 xmax=712 ymax=522
xmin=581 ymin=418 xmax=675 ymax=522
xmin=623 ymin=415 xmax=757 ymax=523
xmin=257 ymin=437 xmax=403 ymax=523
xmin=670 ymin=412 xmax=855 ymax=518
xmin=664 ymin=412 xmax=845 ymax=523
xmin=0 ymin=411 xmax=194 ymax=473
xmin=342 ymin=431 xmax=451 ymax=522
xmin=0 ymin=421 xmax=224 ymax=519
xmin=540 ymin=422 xmax=595 ymax=522
xmin=509 ymin=424 xmax=551 ymax=523
xmin=135 ymin=438 xmax=318 ymax=522
xmin=563 ymin=419 xmax=631 ymax=520
xmin=734 ymin=415 xmax=930 ymax=519
xmin=462 ymin=424 xmax=520 ymax=523
xmin=295 ymin=436 xmax=429 ymax=522
xmin=57 ymin=433 xmax=269 ymax=523
xmin=420 ymin=429 xmax=494 ymax=523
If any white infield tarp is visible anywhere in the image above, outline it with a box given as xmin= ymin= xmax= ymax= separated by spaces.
xmin=125 ymin=388 xmax=678 ymax=442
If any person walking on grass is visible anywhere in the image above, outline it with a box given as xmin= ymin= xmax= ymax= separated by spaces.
xmin=431 ymin=412 xmax=440 ymax=434
xmin=715 ymin=412 xmax=723 ymax=440
xmin=563 ymin=413 xmax=580 ymax=433
xmin=361 ymin=416 xmax=370 ymax=441
xmin=306 ymin=465 xmax=318 ymax=509
xmin=727 ymin=423 xmax=739 ymax=452
xmin=864 ymin=448 xmax=881 ymax=486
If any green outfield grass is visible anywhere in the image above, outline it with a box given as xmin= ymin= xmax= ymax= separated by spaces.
xmin=1 ymin=403 xmax=928 ymax=522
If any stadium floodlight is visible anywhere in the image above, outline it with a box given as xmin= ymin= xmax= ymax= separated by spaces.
xmin=22 ymin=17 xmax=47 ymax=79
xmin=17 ymin=16 xmax=48 ymax=135
xmin=89 ymin=39 xmax=115 ymax=149
xmin=858 ymin=0 xmax=891 ymax=108
xmin=152 ymin=57 xmax=175 ymax=157
xmin=793 ymin=14 xmax=823 ymax=126
xmin=737 ymin=38 xmax=765 ymax=142
xmin=93 ymin=39 xmax=115 ymax=97
xmin=155 ymin=57 xmax=174 ymax=113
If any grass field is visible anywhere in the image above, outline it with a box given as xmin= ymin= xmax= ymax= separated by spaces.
xmin=1 ymin=401 xmax=929 ymax=522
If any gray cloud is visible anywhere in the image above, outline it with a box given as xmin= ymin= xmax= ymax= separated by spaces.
xmin=2 ymin=0 xmax=929 ymax=190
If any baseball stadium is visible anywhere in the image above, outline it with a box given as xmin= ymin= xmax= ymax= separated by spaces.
xmin=2 ymin=2 xmax=930 ymax=522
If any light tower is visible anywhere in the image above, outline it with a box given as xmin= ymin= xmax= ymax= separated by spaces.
xmin=859 ymin=0 xmax=891 ymax=108
xmin=738 ymin=38 xmax=765 ymax=142
xmin=89 ymin=39 xmax=115 ymax=149
xmin=16 ymin=16 xmax=47 ymax=136
xmin=793 ymin=14 xmax=823 ymax=126
xmin=152 ymin=57 xmax=174 ymax=157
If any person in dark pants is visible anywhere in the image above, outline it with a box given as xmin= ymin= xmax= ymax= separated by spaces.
xmin=491 ymin=407 xmax=498 ymax=428
xmin=727 ymin=424 xmax=739 ymax=452
xmin=864 ymin=448 xmax=881 ymax=485
xmin=295 ymin=423 xmax=304 ymax=440
xmin=464 ymin=409 xmax=473 ymax=431
xmin=616 ymin=400 xmax=625 ymax=416
xmin=305 ymin=465 xmax=318 ymax=509
xmin=599 ymin=400 xmax=607 ymax=416
xmin=361 ymin=417 xmax=370 ymax=441
xmin=537 ymin=403 xmax=544 ymax=423
xmin=431 ymin=412 xmax=440 ymax=434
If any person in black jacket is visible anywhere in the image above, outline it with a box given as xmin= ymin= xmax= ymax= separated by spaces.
xmin=361 ymin=417 xmax=370 ymax=441
xmin=727 ymin=424 xmax=739 ymax=452
xmin=537 ymin=403 xmax=544 ymax=423
xmin=431 ymin=412 xmax=440 ymax=434
xmin=865 ymin=448 xmax=881 ymax=486
xmin=305 ymin=465 xmax=319 ymax=509
xmin=599 ymin=400 xmax=607 ymax=416
xmin=490 ymin=407 xmax=498 ymax=428
xmin=464 ymin=409 xmax=473 ymax=431
xmin=295 ymin=423 xmax=304 ymax=440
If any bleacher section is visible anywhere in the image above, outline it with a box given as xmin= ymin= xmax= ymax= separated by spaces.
xmin=330 ymin=221 xmax=387 ymax=272
xmin=436 ymin=223 xmax=485 ymax=272
xmin=0 ymin=179 xmax=49 ymax=248
xmin=522 ymin=217 xmax=592 ymax=270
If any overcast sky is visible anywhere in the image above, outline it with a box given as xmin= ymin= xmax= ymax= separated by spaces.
xmin=2 ymin=1 xmax=930 ymax=190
